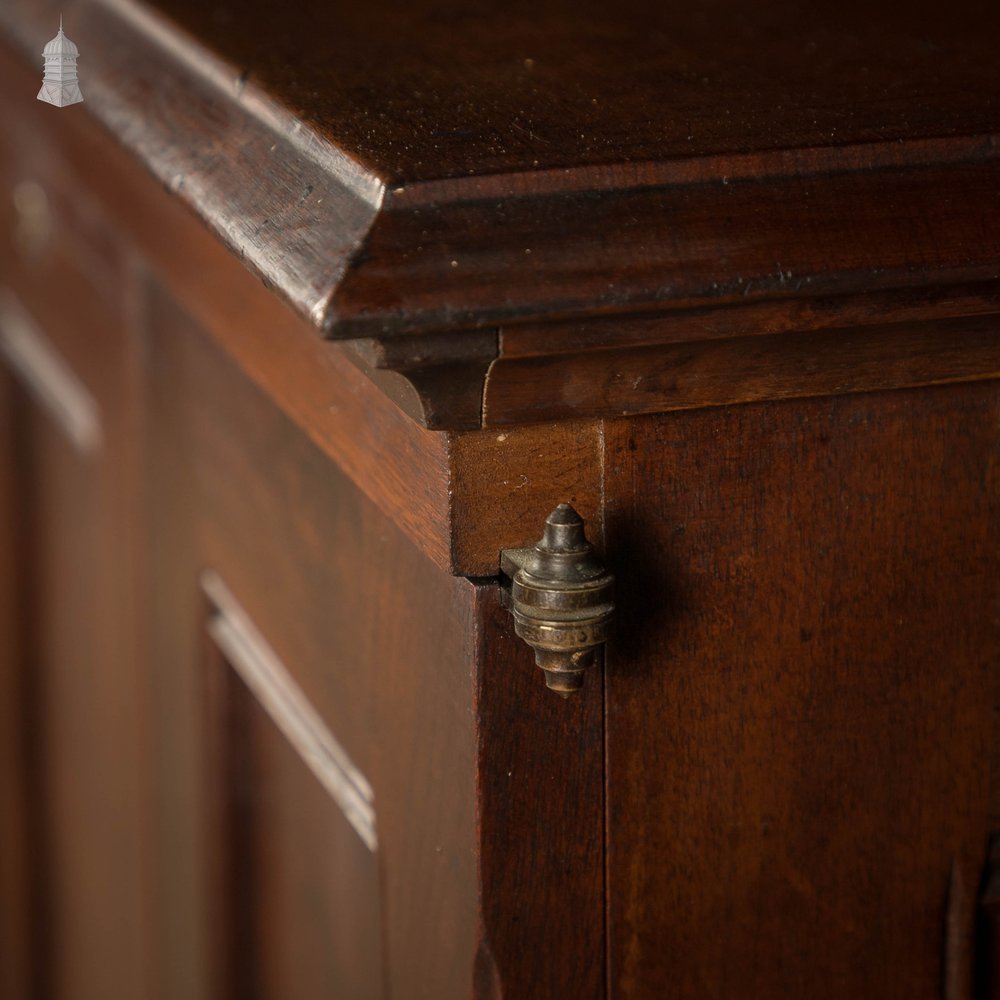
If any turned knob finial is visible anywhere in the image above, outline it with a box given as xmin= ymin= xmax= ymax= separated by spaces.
xmin=501 ymin=505 xmax=614 ymax=697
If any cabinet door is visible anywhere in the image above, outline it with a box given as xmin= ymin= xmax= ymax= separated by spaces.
xmin=604 ymin=383 xmax=999 ymax=999
xmin=143 ymin=287 xmax=483 ymax=1000
xmin=0 ymin=278 xmax=149 ymax=1000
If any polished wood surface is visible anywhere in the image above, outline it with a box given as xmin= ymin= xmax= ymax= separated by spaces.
xmin=140 ymin=289 xmax=605 ymax=997
xmin=4 ymin=0 xmax=1000 ymax=369
xmin=1 ymin=2 xmax=999 ymax=997
xmin=603 ymin=383 xmax=999 ymax=997
xmin=475 ymin=586 xmax=606 ymax=999
xmin=0 ymin=263 xmax=151 ymax=998
xmin=2 ymin=28 xmax=998 ymax=432
xmin=28 ymin=0 xmax=1000 ymax=180
xmin=484 ymin=314 xmax=1000 ymax=425
xmin=143 ymin=287 xmax=482 ymax=997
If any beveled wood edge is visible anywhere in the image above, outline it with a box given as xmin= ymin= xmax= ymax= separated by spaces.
xmin=6 ymin=0 xmax=1000 ymax=348
xmin=94 ymin=0 xmax=381 ymax=208
xmin=0 ymin=0 xmax=382 ymax=329
xmin=0 ymin=39 xmax=463 ymax=575
xmin=341 ymin=330 xmax=498 ymax=430
xmin=483 ymin=315 xmax=1000 ymax=426
xmin=389 ymin=133 xmax=1000 ymax=207
xmin=327 ymin=158 xmax=1000 ymax=341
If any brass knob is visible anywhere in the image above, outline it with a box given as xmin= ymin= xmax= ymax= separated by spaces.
xmin=500 ymin=504 xmax=614 ymax=697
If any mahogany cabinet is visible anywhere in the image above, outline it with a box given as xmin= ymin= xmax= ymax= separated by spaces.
xmin=0 ymin=1 xmax=998 ymax=997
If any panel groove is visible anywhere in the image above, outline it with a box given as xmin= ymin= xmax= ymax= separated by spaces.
xmin=0 ymin=291 xmax=102 ymax=455
xmin=201 ymin=569 xmax=377 ymax=852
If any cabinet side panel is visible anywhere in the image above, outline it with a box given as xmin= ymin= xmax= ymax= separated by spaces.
xmin=144 ymin=286 xmax=482 ymax=998
xmin=604 ymin=383 xmax=999 ymax=999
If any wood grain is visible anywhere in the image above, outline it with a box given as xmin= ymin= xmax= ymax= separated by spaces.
xmin=5 ymin=4 xmax=1000 ymax=346
xmin=484 ymin=315 xmax=1000 ymax=425
xmin=0 ymin=43 xmax=461 ymax=561
xmin=449 ymin=418 xmax=605 ymax=573
xmin=330 ymin=158 xmax=1000 ymax=339
xmin=16 ymin=0 xmax=1000 ymax=182
xmin=474 ymin=583 xmax=606 ymax=999
xmin=0 ymin=261 xmax=153 ymax=997
xmin=144 ymin=291 xmax=485 ymax=997
xmin=603 ymin=382 xmax=999 ymax=998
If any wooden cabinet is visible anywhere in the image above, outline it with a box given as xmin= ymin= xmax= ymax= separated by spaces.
xmin=0 ymin=2 xmax=998 ymax=998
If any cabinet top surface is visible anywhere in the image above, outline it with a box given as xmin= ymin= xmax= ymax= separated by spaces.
xmin=128 ymin=0 xmax=1000 ymax=183
xmin=3 ymin=0 xmax=999 ymax=430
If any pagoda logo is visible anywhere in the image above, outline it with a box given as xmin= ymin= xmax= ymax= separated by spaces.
xmin=37 ymin=17 xmax=83 ymax=108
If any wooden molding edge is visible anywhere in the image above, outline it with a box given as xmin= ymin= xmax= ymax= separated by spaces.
xmin=6 ymin=1 xmax=1000 ymax=349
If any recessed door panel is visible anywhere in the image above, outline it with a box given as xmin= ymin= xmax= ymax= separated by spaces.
xmin=203 ymin=574 xmax=383 ymax=1000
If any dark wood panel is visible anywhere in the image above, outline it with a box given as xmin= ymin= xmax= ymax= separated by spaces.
xmin=0 ymin=279 xmax=152 ymax=996
xmin=143 ymin=280 xmax=610 ymax=998
xmin=143 ymin=287 xmax=485 ymax=998
xmin=250 ymin=694 xmax=381 ymax=1000
xmin=363 ymin=564 xmax=482 ymax=998
xmin=449 ymin=418 xmax=604 ymax=574
xmin=604 ymin=382 xmax=999 ymax=998
xmin=203 ymin=629 xmax=384 ymax=1000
